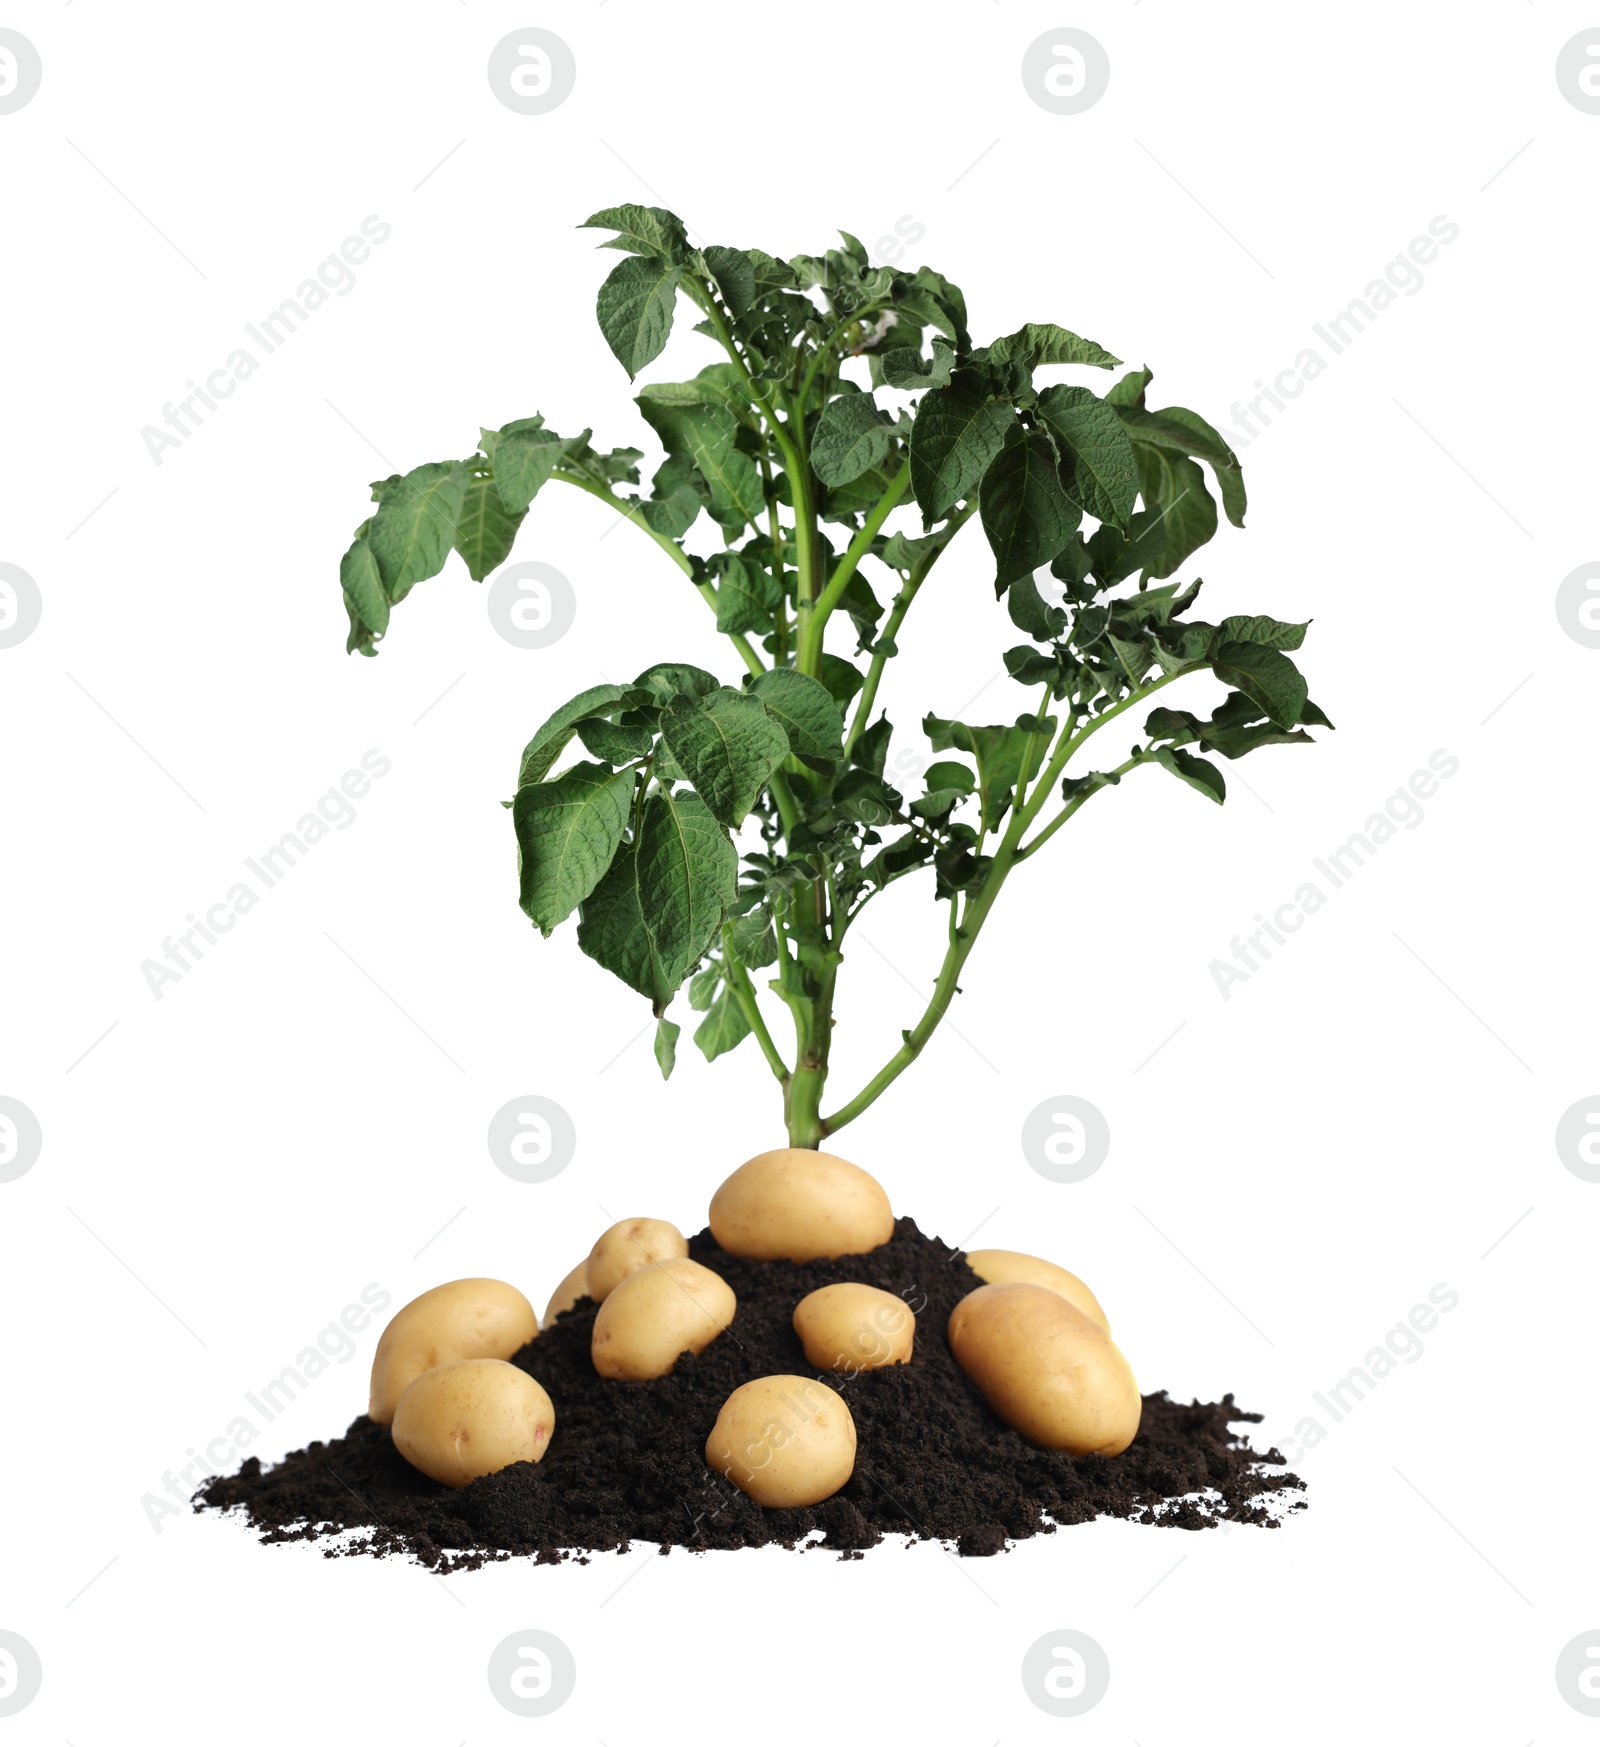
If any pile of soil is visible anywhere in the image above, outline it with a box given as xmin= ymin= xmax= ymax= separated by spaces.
xmin=199 ymin=1218 xmax=1305 ymax=1569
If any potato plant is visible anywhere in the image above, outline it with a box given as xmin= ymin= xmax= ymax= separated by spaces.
xmin=337 ymin=203 xmax=1330 ymax=1148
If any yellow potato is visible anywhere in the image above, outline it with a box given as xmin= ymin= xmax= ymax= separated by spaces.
xmin=792 ymin=1282 xmax=914 ymax=1372
xmin=543 ymin=1259 xmax=591 ymax=1328
xmin=369 ymin=1278 xmax=538 ymax=1426
xmin=591 ymin=1258 xmax=736 ymax=1381
xmin=705 ymin=1375 xmax=856 ymax=1507
xmin=947 ymin=1282 xmax=1141 ymax=1456
xmin=709 ymin=1148 xmax=894 ymax=1262
xmin=391 ymin=1358 xmax=554 ymax=1487
xmin=587 ymin=1216 xmax=689 ymax=1302
xmin=965 ymin=1248 xmax=1110 ymax=1335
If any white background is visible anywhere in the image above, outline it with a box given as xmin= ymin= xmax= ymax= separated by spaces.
xmin=2 ymin=2 xmax=1596 ymax=1738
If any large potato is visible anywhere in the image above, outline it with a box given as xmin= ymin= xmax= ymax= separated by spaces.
xmin=587 ymin=1217 xmax=689 ymax=1302
xmin=965 ymin=1248 xmax=1109 ymax=1335
xmin=391 ymin=1358 xmax=554 ymax=1487
xmin=706 ymin=1375 xmax=856 ymax=1507
xmin=947 ymin=1283 xmax=1141 ymax=1456
xmin=591 ymin=1258 xmax=736 ymax=1381
xmin=543 ymin=1259 xmax=591 ymax=1328
xmin=710 ymin=1148 xmax=894 ymax=1262
xmin=369 ymin=1278 xmax=537 ymax=1425
xmin=792 ymin=1282 xmax=914 ymax=1372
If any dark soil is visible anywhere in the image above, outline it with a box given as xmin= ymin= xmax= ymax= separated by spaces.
xmin=198 ymin=1218 xmax=1305 ymax=1570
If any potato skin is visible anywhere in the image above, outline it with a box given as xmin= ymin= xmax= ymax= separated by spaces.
xmin=947 ymin=1282 xmax=1141 ymax=1456
xmin=591 ymin=1258 xmax=736 ymax=1381
xmin=369 ymin=1279 xmax=538 ymax=1426
xmin=792 ymin=1282 xmax=914 ymax=1372
xmin=709 ymin=1148 xmax=894 ymax=1262
xmin=964 ymin=1248 xmax=1110 ymax=1335
xmin=543 ymin=1259 xmax=591 ymax=1329
xmin=391 ymin=1359 xmax=554 ymax=1487
xmin=705 ymin=1375 xmax=857 ymax=1507
xmin=587 ymin=1217 xmax=689 ymax=1302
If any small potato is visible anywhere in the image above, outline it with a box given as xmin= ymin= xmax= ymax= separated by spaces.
xmin=369 ymin=1278 xmax=537 ymax=1426
xmin=965 ymin=1248 xmax=1110 ymax=1336
xmin=710 ymin=1148 xmax=894 ymax=1262
xmin=947 ymin=1282 xmax=1141 ymax=1457
xmin=391 ymin=1358 xmax=554 ymax=1487
xmin=587 ymin=1217 xmax=689 ymax=1302
xmin=591 ymin=1258 xmax=736 ymax=1381
xmin=706 ymin=1374 xmax=856 ymax=1508
xmin=543 ymin=1259 xmax=591 ymax=1328
xmin=792 ymin=1282 xmax=914 ymax=1373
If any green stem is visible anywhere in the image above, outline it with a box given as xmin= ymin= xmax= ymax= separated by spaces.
xmin=1016 ymin=671 xmax=1184 ymax=830
xmin=721 ymin=923 xmax=788 ymax=1083
xmin=822 ymin=671 xmax=1194 ymax=1136
xmin=796 ymin=462 xmax=910 ymax=675
xmin=842 ymin=503 xmax=976 ymax=759
xmin=1016 ymin=751 xmax=1150 ymax=860
xmin=768 ymin=768 xmax=800 ymax=835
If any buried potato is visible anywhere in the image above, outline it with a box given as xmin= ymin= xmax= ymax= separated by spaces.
xmin=792 ymin=1281 xmax=914 ymax=1372
xmin=587 ymin=1217 xmax=689 ymax=1301
xmin=705 ymin=1375 xmax=857 ymax=1508
xmin=710 ymin=1148 xmax=894 ymax=1262
xmin=369 ymin=1279 xmax=538 ymax=1425
xmin=591 ymin=1257 xmax=736 ymax=1380
xmin=963 ymin=1248 xmax=1110 ymax=1335
xmin=391 ymin=1359 xmax=554 ymax=1487
xmin=947 ymin=1283 xmax=1141 ymax=1457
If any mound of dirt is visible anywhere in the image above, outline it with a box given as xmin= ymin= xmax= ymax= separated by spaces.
xmin=198 ymin=1218 xmax=1304 ymax=1570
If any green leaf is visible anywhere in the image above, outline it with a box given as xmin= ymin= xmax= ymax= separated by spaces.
xmin=577 ymin=789 xmax=737 ymax=1012
xmin=485 ymin=422 xmax=564 ymax=513
xmin=1218 ymin=614 xmax=1308 ymax=651
xmin=596 ymin=255 xmax=682 ymax=379
xmin=518 ymin=684 xmax=638 ymax=785
xmin=637 ymin=398 xmax=764 ymax=533
xmin=923 ymin=759 xmax=976 ymax=793
xmin=811 ymin=393 xmax=893 ymax=487
xmin=818 ymin=653 xmax=865 ymax=714
xmin=580 ymin=204 xmax=687 ymax=259
xmin=340 ymin=538 xmax=388 ymax=640
xmin=924 ymin=713 xmax=1055 ymax=826
xmin=1122 ymin=406 xmax=1247 ymax=529
xmin=688 ymin=964 xmax=722 ymax=1010
xmin=749 ymin=668 xmax=845 ymax=762
xmin=634 ymin=662 xmax=721 ymax=706
xmin=703 ymin=245 xmax=756 ymax=316
xmin=727 ymin=909 xmax=777 ymax=968
xmin=660 ymin=688 xmax=790 ymax=827
xmin=982 ymin=323 xmax=1121 ymax=371
xmin=714 ymin=552 xmax=783 ymax=634
xmin=877 ymin=339 xmax=954 ymax=391
xmin=879 ymin=529 xmax=945 ymax=573
xmin=575 ymin=714 xmax=655 ymax=763
xmin=851 ymin=713 xmax=892 ymax=776
xmin=366 ymin=461 xmax=466 ymax=601
xmin=694 ymin=989 xmax=752 ymax=1063
xmin=1106 ymin=366 xmax=1152 ymax=408
xmin=1007 ymin=573 xmax=1066 ymax=641
xmin=654 ymin=1015 xmax=680 ymax=1080
xmin=1035 ymin=384 xmax=1140 ymax=530
xmin=1211 ymin=641 xmax=1308 ymax=729
xmin=979 ymin=427 xmax=1080 ymax=591
xmin=453 ymin=474 xmax=524 ymax=581
xmin=514 ymin=762 xmax=636 ymax=935
xmin=1153 ymin=745 xmax=1226 ymax=804
xmin=1135 ymin=449 xmax=1217 ymax=580
xmin=909 ymin=379 xmax=1016 ymax=520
